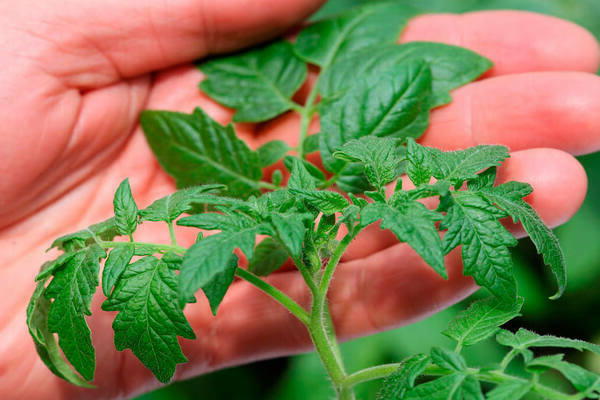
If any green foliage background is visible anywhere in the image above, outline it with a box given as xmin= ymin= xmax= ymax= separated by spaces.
xmin=137 ymin=1 xmax=600 ymax=398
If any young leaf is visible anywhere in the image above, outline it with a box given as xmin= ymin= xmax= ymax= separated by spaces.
xmin=44 ymin=244 xmax=106 ymax=381
xmin=319 ymin=62 xmax=432 ymax=183
xmin=443 ymin=297 xmax=523 ymax=348
xmin=286 ymin=156 xmax=317 ymax=192
xmin=295 ymin=2 xmax=417 ymax=67
xmin=139 ymin=185 xmax=224 ymax=223
xmin=406 ymin=138 xmax=510 ymax=185
xmin=270 ymin=213 xmax=306 ymax=259
xmin=320 ymin=42 xmax=493 ymax=104
xmin=35 ymin=252 xmax=76 ymax=282
xmin=257 ymin=140 xmax=290 ymax=167
xmin=361 ymin=201 xmax=446 ymax=278
xmin=101 ymin=245 xmax=134 ymax=296
xmin=141 ymin=108 xmax=263 ymax=197
xmin=404 ymin=373 xmax=483 ymax=400
xmin=486 ymin=380 xmax=533 ymax=400
xmin=27 ymin=279 xmax=94 ymax=387
xmin=376 ymin=354 xmax=429 ymax=400
xmin=113 ymin=178 xmax=138 ymax=236
xmin=431 ymin=347 xmax=467 ymax=371
xmin=527 ymin=354 xmax=600 ymax=393
xmin=102 ymin=256 xmax=195 ymax=383
xmin=481 ymin=182 xmax=567 ymax=299
xmin=201 ymin=254 xmax=238 ymax=316
xmin=248 ymin=238 xmax=289 ymax=276
xmin=334 ymin=137 xmax=404 ymax=190
xmin=441 ymin=192 xmax=518 ymax=302
xmin=199 ymin=41 xmax=306 ymax=122
xmin=302 ymin=133 xmax=321 ymax=154
xmin=179 ymin=224 xmax=264 ymax=309
xmin=51 ymin=217 xmax=120 ymax=251
xmin=284 ymin=156 xmax=325 ymax=186
xmin=497 ymin=328 xmax=600 ymax=358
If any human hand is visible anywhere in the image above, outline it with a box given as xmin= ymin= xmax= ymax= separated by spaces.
xmin=1 ymin=2 xmax=600 ymax=399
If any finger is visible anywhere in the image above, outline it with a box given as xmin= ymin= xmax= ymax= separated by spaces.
xmin=400 ymin=10 xmax=600 ymax=76
xmin=8 ymin=0 xmax=324 ymax=88
xmin=419 ymin=71 xmax=600 ymax=155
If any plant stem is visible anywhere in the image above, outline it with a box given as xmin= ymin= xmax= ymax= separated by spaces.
xmin=258 ymin=181 xmax=279 ymax=191
xmin=308 ymin=305 xmax=353 ymax=399
xmin=167 ymin=221 xmax=177 ymax=246
xmin=297 ymin=80 xmax=319 ymax=159
xmin=344 ymin=363 xmax=402 ymax=387
xmin=318 ymin=232 xmax=357 ymax=298
xmin=235 ymin=268 xmax=310 ymax=325
xmin=305 ymin=231 xmax=361 ymax=399
xmin=499 ymin=348 xmax=518 ymax=371
xmin=100 ymin=240 xmax=187 ymax=254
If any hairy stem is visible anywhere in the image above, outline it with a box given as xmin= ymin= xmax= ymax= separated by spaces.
xmin=305 ymin=231 xmax=361 ymax=399
xmin=100 ymin=240 xmax=187 ymax=254
xmin=167 ymin=221 xmax=177 ymax=246
xmin=235 ymin=268 xmax=310 ymax=325
xmin=344 ymin=364 xmax=402 ymax=387
xmin=297 ymin=79 xmax=319 ymax=159
xmin=258 ymin=181 xmax=279 ymax=191
xmin=499 ymin=348 xmax=518 ymax=371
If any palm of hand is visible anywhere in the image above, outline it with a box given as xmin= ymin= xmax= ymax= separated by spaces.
xmin=1 ymin=3 xmax=600 ymax=399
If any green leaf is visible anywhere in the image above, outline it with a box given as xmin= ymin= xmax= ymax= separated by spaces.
xmin=497 ymin=328 xmax=600 ymax=360
xmin=139 ymin=185 xmax=224 ymax=223
xmin=405 ymin=373 xmax=483 ymax=400
xmin=44 ymin=244 xmax=106 ymax=381
xmin=320 ymin=42 xmax=493 ymax=104
xmin=361 ymin=201 xmax=446 ymax=278
xmin=284 ymin=155 xmax=325 ymax=187
xmin=272 ymin=170 xmax=283 ymax=187
xmin=303 ymin=133 xmax=321 ymax=154
xmin=291 ymin=189 xmax=349 ymax=215
xmin=101 ymin=245 xmax=134 ymax=296
xmin=177 ymin=213 xmax=266 ymax=259
xmin=270 ymin=213 xmax=306 ymax=259
xmin=486 ymin=380 xmax=532 ymax=400
xmin=199 ymin=41 xmax=306 ymax=122
xmin=51 ymin=217 xmax=120 ymax=251
xmin=248 ymin=238 xmax=289 ymax=276
xmin=431 ymin=347 xmax=467 ymax=371
xmin=35 ymin=252 xmax=76 ymax=282
xmin=286 ymin=156 xmax=317 ymax=192
xmin=376 ymin=354 xmax=429 ymax=400
xmin=179 ymin=226 xmax=263 ymax=309
xmin=27 ymin=278 xmax=94 ymax=387
xmin=257 ymin=140 xmax=290 ymax=167
xmin=406 ymin=138 xmax=510 ymax=186
xmin=481 ymin=182 xmax=567 ymax=299
xmin=102 ymin=257 xmax=195 ymax=383
xmin=319 ymin=62 xmax=432 ymax=187
xmin=141 ymin=108 xmax=263 ymax=197
xmin=202 ymin=254 xmax=238 ymax=315
xmin=527 ymin=355 xmax=600 ymax=393
xmin=295 ymin=2 xmax=417 ymax=67
xmin=334 ymin=137 xmax=404 ymax=190
xmin=443 ymin=297 xmax=523 ymax=348
xmin=113 ymin=178 xmax=138 ymax=236
xmin=441 ymin=191 xmax=518 ymax=302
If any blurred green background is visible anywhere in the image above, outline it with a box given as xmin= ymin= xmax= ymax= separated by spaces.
xmin=137 ymin=1 xmax=600 ymax=398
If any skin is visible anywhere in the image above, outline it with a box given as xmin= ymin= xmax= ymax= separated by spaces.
xmin=1 ymin=1 xmax=600 ymax=398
